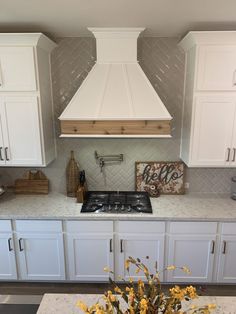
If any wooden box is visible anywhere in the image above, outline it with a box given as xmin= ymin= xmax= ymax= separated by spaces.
xmin=15 ymin=170 xmax=49 ymax=195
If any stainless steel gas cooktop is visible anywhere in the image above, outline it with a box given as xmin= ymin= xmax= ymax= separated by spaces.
xmin=81 ymin=191 xmax=152 ymax=214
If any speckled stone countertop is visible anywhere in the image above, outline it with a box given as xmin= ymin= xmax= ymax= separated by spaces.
xmin=37 ymin=294 xmax=236 ymax=314
xmin=0 ymin=191 xmax=235 ymax=221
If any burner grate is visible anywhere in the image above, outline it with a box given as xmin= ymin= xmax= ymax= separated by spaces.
xmin=81 ymin=191 xmax=152 ymax=214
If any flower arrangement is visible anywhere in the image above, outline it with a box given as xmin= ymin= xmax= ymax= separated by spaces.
xmin=77 ymin=256 xmax=216 ymax=314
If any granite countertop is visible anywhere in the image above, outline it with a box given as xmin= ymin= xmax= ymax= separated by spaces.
xmin=37 ymin=293 xmax=236 ymax=314
xmin=0 ymin=191 xmax=235 ymax=221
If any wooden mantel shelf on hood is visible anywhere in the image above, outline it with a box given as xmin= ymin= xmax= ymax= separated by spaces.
xmin=59 ymin=28 xmax=172 ymax=138
xmin=60 ymin=119 xmax=171 ymax=137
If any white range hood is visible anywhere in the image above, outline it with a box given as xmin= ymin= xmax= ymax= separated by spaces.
xmin=59 ymin=28 xmax=172 ymax=137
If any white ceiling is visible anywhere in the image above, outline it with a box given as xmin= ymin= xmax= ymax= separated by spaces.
xmin=1 ymin=0 xmax=236 ymax=38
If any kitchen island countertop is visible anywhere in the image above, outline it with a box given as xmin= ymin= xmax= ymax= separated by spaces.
xmin=0 ymin=191 xmax=235 ymax=221
xmin=37 ymin=293 xmax=236 ymax=314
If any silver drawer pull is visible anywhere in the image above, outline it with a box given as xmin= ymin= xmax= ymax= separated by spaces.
xmin=232 ymin=148 xmax=236 ymax=162
xmin=211 ymin=240 xmax=215 ymax=254
xmin=0 ymin=147 xmax=4 ymax=161
xmin=110 ymin=239 xmax=113 ymax=253
xmin=226 ymin=148 xmax=231 ymax=162
xmin=19 ymin=238 xmax=24 ymax=251
xmin=120 ymin=239 xmax=123 ymax=253
xmin=8 ymin=238 xmax=13 ymax=252
xmin=5 ymin=147 xmax=9 ymax=161
xmin=222 ymin=241 xmax=227 ymax=254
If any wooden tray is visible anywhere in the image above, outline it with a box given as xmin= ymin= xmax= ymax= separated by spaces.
xmin=15 ymin=170 xmax=49 ymax=195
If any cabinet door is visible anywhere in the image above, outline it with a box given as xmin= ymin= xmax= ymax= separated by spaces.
xmin=191 ymin=95 xmax=236 ymax=166
xmin=217 ymin=236 xmax=236 ymax=283
xmin=2 ymin=96 xmax=43 ymax=166
xmin=66 ymin=234 xmax=113 ymax=281
xmin=0 ymin=47 xmax=36 ymax=91
xmin=0 ymin=233 xmax=17 ymax=280
xmin=116 ymin=234 xmax=165 ymax=281
xmin=16 ymin=233 xmax=65 ymax=281
xmin=167 ymin=235 xmax=216 ymax=283
xmin=197 ymin=45 xmax=236 ymax=91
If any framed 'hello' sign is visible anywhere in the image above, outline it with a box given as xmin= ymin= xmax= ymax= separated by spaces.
xmin=135 ymin=161 xmax=185 ymax=195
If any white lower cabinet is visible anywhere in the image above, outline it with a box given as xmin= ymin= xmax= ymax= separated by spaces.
xmin=15 ymin=220 xmax=65 ymax=281
xmin=217 ymin=223 xmax=236 ymax=283
xmin=167 ymin=222 xmax=217 ymax=283
xmin=0 ymin=221 xmax=17 ymax=280
xmin=115 ymin=221 xmax=165 ymax=281
xmin=2 ymin=219 xmax=236 ymax=284
xmin=65 ymin=221 xmax=113 ymax=282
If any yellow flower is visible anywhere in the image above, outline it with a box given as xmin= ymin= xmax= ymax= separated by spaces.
xmin=182 ymin=266 xmax=191 ymax=274
xmin=208 ymin=304 xmax=216 ymax=309
xmin=114 ymin=286 xmax=122 ymax=294
xmin=185 ymin=285 xmax=198 ymax=299
xmin=129 ymin=277 xmax=134 ymax=283
xmin=169 ymin=285 xmax=185 ymax=301
xmin=129 ymin=305 xmax=135 ymax=314
xmin=125 ymin=259 xmax=130 ymax=270
xmin=167 ymin=265 xmax=176 ymax=270
xmin=76 ymin=300 xmax=88 ymax=312
xmin=140 ymin=298 xmax=148 ymax=314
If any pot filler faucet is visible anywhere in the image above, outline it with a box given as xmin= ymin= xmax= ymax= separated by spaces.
xmin=95 ymin=151 xmax=124 ymax=172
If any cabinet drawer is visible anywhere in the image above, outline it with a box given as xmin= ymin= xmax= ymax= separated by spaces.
xmin=221 ymin=223 xmax=236 ymax=235
xmin=169 ymin=222 xmax=217 ymax=234
xmin=65 ymin=221 xmax=113 ymax=233
xmin=15 ymin=220 xmax=62 ymax=232
xmin=0 ymin=220 xmax=12 ymax=232
xmin=116 ymin=221 xmax=165 ymax=233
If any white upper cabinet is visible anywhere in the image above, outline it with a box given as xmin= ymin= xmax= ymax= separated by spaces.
xmin=191 ymin=95 xmax=236 ymax=166
xmin=0 ymin=47 xmax=36 ymax=91
xmin=196 ymin=45 xmax=236 ymax=91
xmin=0 ymin=33 xmax=57 ymax=167
xmin=179 ymin=31 xmax=236 ymax=167
xmin=0 ymin=96 xmax=43 ymax=166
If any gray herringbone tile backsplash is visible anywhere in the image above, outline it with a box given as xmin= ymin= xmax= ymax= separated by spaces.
xmin=1 ymin=37 xmax=235 ymax=194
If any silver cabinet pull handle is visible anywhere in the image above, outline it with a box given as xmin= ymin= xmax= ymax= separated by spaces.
xmin=19 ymin=238 xmax=24 ymax=251
xmin=120 ymin=239 xmax=123 ymax=253
xmin=226 ymin=148 xmax=231 ymax=162
xmin=232 ymin=148 xmax=236 ymax=162
xmin=110 ymin=239 xmax=113 ymax=253
xmin=8 ymin=238 xmax=13 ymax=252
xmin=211 ymin=240 xmax=215 ymax=254
xmin=233 ymin=70 xmax=236 ymax=86
xmin=222 ymin=241 xmax=227 ymax=254
xmin=0 ymin=147 xmax=4 ymax=161
xmin=5 ymin=147 xmax=9 ymax=161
